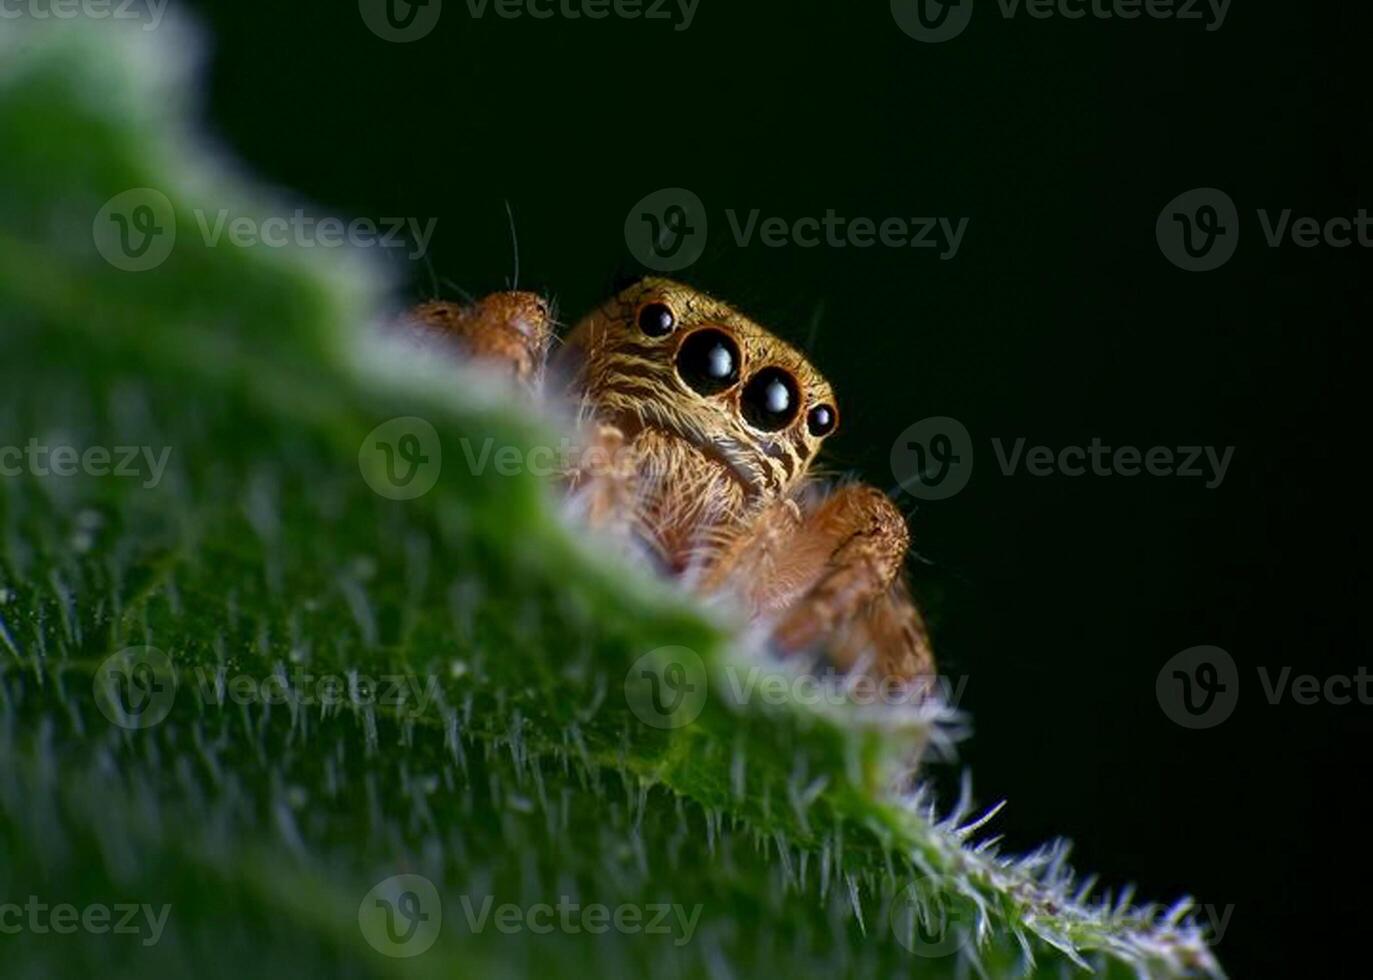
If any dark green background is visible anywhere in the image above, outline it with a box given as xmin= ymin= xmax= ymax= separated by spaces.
xmin=183 ymin=1 xmax=1365 ymax=974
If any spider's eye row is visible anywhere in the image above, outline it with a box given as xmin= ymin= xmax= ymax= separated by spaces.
xmin=806 ymin=404 xmax=837 ymax=437
xmin=637 ymin=301 xmax=675 ymax=338
xmin=676 ymin=329 xmax=740 ymax=395
xmin=741 ymin=367 xmax=800 ymax=432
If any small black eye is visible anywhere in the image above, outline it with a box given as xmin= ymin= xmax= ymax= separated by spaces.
xmin=741 ymin=367 xmax=800 ymax=431
xmin=676 ymin=329 xmax=740 ymax=395
xmin=807 ymin=404 xmax=837 ymax=437
xmin=637 ymin=302 xmax=675 ymax=338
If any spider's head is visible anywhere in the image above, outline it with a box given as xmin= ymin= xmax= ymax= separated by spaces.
xmin=557 ymin=278 xmax=839 ymax=499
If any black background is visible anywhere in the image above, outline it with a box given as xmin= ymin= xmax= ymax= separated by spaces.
xmin=183 ymin=1 xmax=1366 ymax=974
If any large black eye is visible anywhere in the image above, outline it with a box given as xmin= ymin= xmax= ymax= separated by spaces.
xmin=807 ymin=404 xmax=837 ymax=437
xmin=675 ymin=329 xmax=740 ymax=395
xmin=637 ymin=302 xmax=675 ymax=337
xmin=741 ymin=367 xmax=800 ymax=431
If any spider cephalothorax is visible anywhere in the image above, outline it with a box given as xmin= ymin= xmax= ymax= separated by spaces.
xmin=410 ymin=277 xmax=934 ymax=686
xmin=552 ymin=278 xmax=843 ymax=572
xmin=557 ymin=277 xmax=838 ymax=504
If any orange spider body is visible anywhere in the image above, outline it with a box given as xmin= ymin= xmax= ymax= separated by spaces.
xmin=412 ymin=277 xmax=934 ymax=685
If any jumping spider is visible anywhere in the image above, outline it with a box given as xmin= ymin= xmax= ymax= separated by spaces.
xmin=410 ymin=277 xmax=935 ymax=687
